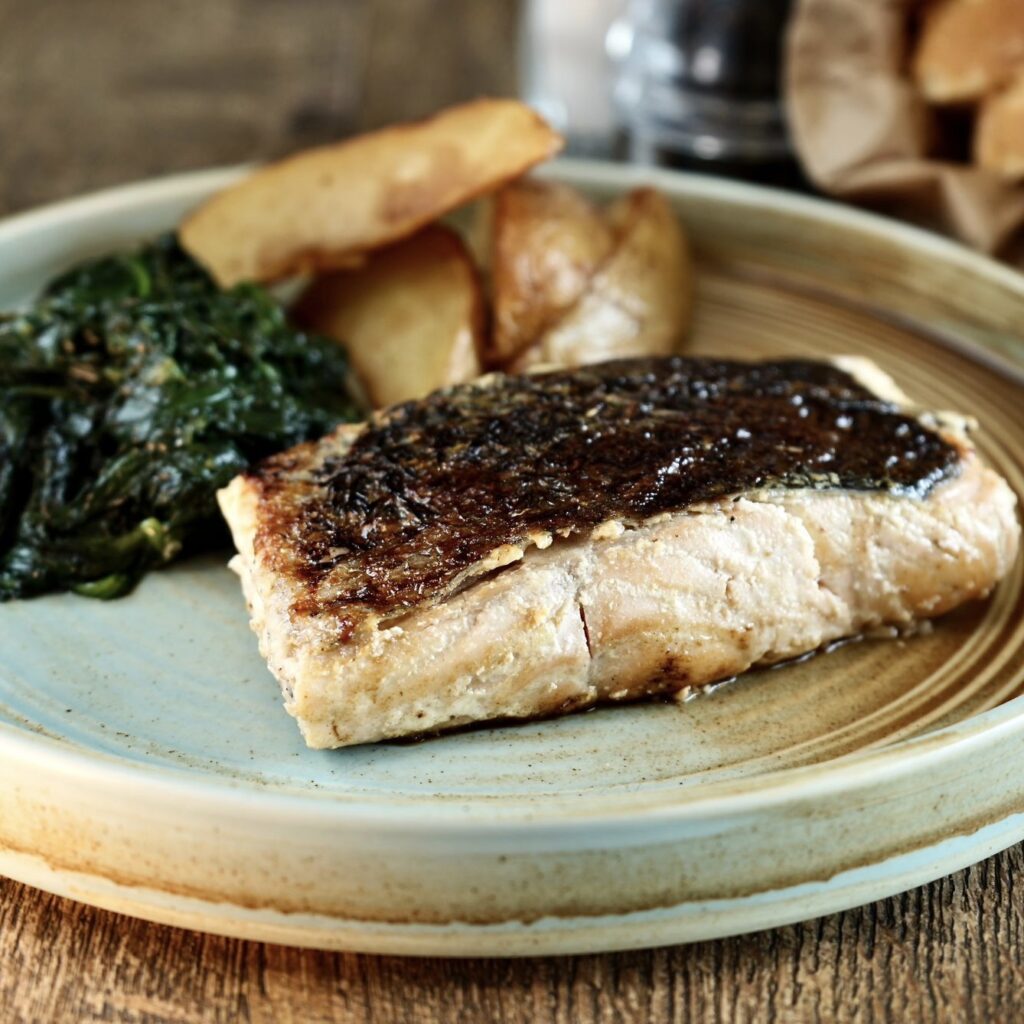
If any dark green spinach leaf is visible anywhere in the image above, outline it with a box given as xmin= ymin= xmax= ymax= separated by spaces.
xmin=0 ymin=236 xmax=359 ymax=600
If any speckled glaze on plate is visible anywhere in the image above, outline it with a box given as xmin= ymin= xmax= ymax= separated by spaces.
xmin=0 ymin=162 xmax=1022 ymax=956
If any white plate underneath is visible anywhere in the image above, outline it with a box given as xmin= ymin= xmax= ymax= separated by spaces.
xmin=1 ymin=162 xmax=1023 ymax=956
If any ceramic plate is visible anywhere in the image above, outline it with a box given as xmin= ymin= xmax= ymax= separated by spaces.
xmin=1 ymin=162 xmax=1022 ymax=956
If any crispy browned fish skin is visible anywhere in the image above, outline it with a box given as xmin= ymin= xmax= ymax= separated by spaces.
xmin=218 ymin=358 xmax=1019 ymax=748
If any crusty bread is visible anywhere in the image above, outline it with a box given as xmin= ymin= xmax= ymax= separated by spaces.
xmin=975 ymin=70 xmax=1024 ymax=178
xmin=914 ymin=0 xmax=1024 ymax=103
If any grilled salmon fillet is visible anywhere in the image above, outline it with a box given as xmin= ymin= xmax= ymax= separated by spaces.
xmin=218 ymin=357 xmax=1019 ymax=748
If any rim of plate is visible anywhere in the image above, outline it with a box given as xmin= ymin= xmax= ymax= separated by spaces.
xmin=1 ymin=159 xmax=1023 ymax=830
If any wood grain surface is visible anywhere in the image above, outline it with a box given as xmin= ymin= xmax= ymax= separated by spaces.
xmin=2 ymin=1 xmax=1023 ymax=1021
xmin=3 ymin=853 xmax=1024 ymax=1024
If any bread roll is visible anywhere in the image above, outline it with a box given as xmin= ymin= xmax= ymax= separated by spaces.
xmin=975 ymin=71 xmax=1024 ymax=179
xmin=914 ymin=0 xmax=1024 ymax=103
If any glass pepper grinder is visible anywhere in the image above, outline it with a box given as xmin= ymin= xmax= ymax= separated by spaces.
xmin=610 ymin=0 xmax=805 ymax=187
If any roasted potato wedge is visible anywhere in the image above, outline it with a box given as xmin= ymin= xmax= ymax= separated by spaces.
xmin=293 ymin=225 xmax=483 ymax=408
xmin=180 ymin=99 xmax=563 ymax=287
xmin=488 ymin=180 xmax=614 ymax=365
xmin=513 ymin=188 xmax=692 ymax=371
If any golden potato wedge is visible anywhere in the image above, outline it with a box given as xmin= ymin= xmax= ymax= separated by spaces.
xmin=180 ymin=99 xmax=563 ymax=287
xmin=513 ymin=188 xmax=692 ymax=371
xmin=488 ymin=180 xmax=615 ymax=365
xmin=293 ymin=225 xmax=483 ymax=408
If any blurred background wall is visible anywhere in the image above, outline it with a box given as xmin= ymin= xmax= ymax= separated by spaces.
xmin=0 ymin=0 xmax=519 ymax=214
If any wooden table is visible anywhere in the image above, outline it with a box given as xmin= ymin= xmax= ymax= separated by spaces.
xmin=2 ymin=2 xmax=1023 ymax=1020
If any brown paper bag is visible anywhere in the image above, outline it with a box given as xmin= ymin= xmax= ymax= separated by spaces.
xmin=785 ymin=0 xmax=1024 ymax=256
